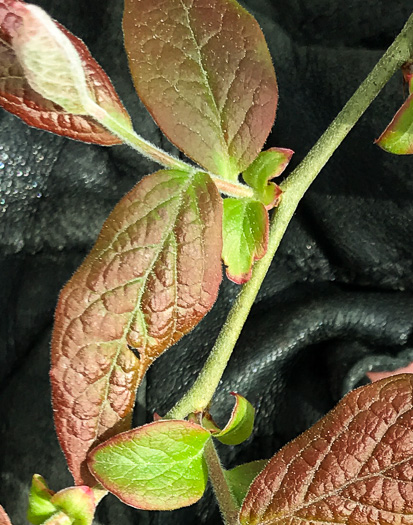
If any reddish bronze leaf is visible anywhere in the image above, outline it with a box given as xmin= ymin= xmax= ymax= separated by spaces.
xmin=50 ymin=169 xmax=222 ymax=485
xmin=240 ymin=374 xmax=413 ymax=525
xmin=123 ymin=0 xmax=278 ymax=181
xmin=0 ymin=505 xmax=12 ymax=525
xmin=0 ymin=0 xmax=131 ymax=145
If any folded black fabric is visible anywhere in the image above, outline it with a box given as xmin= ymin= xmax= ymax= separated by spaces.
xmin=0 ymin=0 xmax=412 ymax=523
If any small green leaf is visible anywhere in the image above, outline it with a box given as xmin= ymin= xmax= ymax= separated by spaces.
xmin=222 ymin=199 xmax=268 ymax=284
xmin=224 ymin=460 xmax=267 ymax=507
xmin=206 ymin=392 xmax=255 ymax=445
xmin=27 ymin=475 xmax=98 ymax=525
xmin=88 ymin=420 xmax=211 ymax=511
xmin=27 ymin=475 xmax=58 ymax=525
xmin=243 ymin=148 xmax=293 ymax=209
xmin=376 ymin=93 xmax=413 ymax=154
xmin=51 ymin=487 xmax=96 ymax=525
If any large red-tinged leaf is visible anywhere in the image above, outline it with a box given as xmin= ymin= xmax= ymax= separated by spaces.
xmin=0 ymin=505 xmax=12 ymax=525
xmin=50 ymin=169 xmax=222 ymax=486
xmin=88 ymin=420 xmax=211 ymax=510
xmin=376 ymin=93 xmax=413 ymax=154
xmin=0 ymin=0 xmax=131 ymax=145
xmin=123 ymin=0 xmax=278 ymax=181
xmin=240 ymin=374 xmax=413 ymax=525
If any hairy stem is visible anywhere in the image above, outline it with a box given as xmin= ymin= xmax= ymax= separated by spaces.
xmin=204 ymin=440 xmax=240 ymax=525
xmin=166 ymin=11 xmax=413 ymax=420
xmin=89 ymin=105 xmax=254 ymax=198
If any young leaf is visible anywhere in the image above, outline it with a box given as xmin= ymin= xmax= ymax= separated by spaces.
xmin=376 ymin=93 xmax=413 ymax=154
xmin=242 ymin=148 xmax=293 ymax=209
xmin=88 ymin=420 xmax=211 ymax=511
xmin=203 ymin=392 xmax=255 ymax=445
xmin=123 ymin=0 xmax=278 ymax=180
xmin=224 ymin=460 xmax=267 ymax=507
xmin=27 ymin=475 xmax=57 ymax=525
xmin=28 ymin=474 xmax=100 ymax=525
xmin=0 ymin=505 xmax=12 ymax=525
xmin=240 ymin=374 xmax=413 ymax=525
xmin=50 ymin=169 xmax=223 ymax=485
xmin=42 ymin=512 xmax=71 ymax=525
xmin=0 ymin=0 xmax=131 ymax=145
xmin=51 ymin=487 xmax=95 ymax=525
xmin=222 ymin=198 xmax=268 ymax=284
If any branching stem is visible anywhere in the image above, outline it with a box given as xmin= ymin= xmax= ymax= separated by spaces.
xmin=90 ymin=106 xmax=254 ymax=199
xmin=165 ymin=11 xmax=413 ymax=420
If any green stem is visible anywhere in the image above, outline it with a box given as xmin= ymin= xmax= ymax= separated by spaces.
xmin=212 ymin=177 xmax=254 ymax=199
xmin=204 ymin=440 xmax=240 ymax=525
xmin=165 ymin=11 xmax=413 ymax=420
xmin=88 ymin=104 xmax=254 ymax=199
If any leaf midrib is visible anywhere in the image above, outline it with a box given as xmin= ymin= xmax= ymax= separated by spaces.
xmin=178 ymin=0 xmax=231 ymax=177
xmin=258 ymin=455 xmax=413 ymax=525
xmin=93 ymin=170 xmax=197 ymax=441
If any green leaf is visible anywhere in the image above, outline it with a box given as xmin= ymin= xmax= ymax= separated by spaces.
xmin=28 ymin=475 xmax=99 ymax=525
xmin=88 ymin=420 xmax=211 ymax=511
xmin=376 ymin=93 xmax=413 ymax=154
xmin=51 ymin=487 xmax=95 ymax=525
xmin=222 ymin=199 xmax=268 ymax=284
xmin=224 ymin=460 xmax=267 ymax=507
xmin=243 ymin=148 xmax=293 ymax=209
xmin=42 ymin=512 xmax=72 ymax=525
xmin=50 ymin=169 xmax=223 ymax=485
xmin=205 ymin=392 xmax=255 ymax=445
xmin=123 ymin=0 xmax=278 ymax=181
xmin=27 ymin=475 xmax=57 ymax=525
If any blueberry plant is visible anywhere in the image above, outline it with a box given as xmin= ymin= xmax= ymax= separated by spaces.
xmin=0 ymin=0 xmax=412 ymax=524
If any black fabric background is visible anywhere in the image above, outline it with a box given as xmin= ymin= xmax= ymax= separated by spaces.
xmin=1 ymin=0 xmax=413 ymax=523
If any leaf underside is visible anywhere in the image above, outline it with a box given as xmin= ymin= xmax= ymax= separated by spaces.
xmin=50 ymin=169 xmax=222 ymax=485
xmin=376 ymin=93 xmax=413 ymax=154
xmin=240 ymin=374 xmax=413 ymax=525
xmin=123 ymin=0 xmax=278 ymax=180
xmin=88 ymin=420 xmax=211 ymax=511
xmin=0 ymin=0 xmax=130 ymax=145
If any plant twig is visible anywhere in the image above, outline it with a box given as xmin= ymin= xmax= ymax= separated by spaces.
xmin=89 ymin=105 xmax=254 ymax=199
xmin=204 ymin=439 xmax=240 ymax=525
xmin=165 ymin=11 xmax=413 ymax=420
